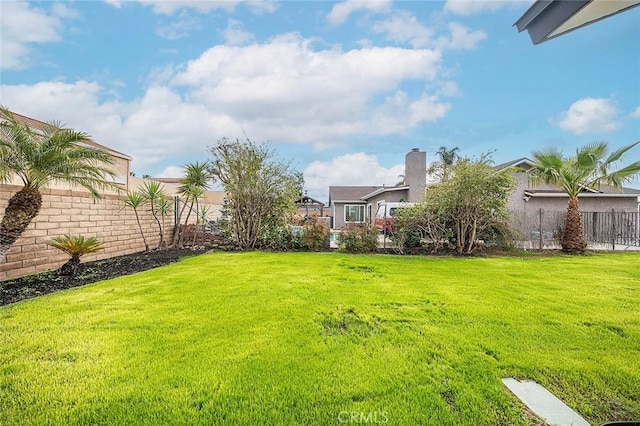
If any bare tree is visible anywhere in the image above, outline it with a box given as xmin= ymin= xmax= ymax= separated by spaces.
xmin=208 ymin=138 xmax=300 ymax=249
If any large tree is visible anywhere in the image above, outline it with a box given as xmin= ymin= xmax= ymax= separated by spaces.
xmin=424 ymin=158 xmax=515 ymax=254
xmin=529 ymin=141 xmax=640 ymax=253
xmin=0 ymin=108 xmax=116 ymax=263
xmin=208 ymin=138 xmax=300 ymax=249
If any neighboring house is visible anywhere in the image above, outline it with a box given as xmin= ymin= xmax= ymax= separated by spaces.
xmin=0 ymin=110 xmax=132 ymax=192
xmin=496 ymin=158 xmax=640 ymax=213
xmin=329 ymin=148 xmax=427 ymax=230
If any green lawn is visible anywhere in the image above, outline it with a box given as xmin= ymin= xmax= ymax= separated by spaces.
xmin=1 ymin=252 xmax=639 ymax=425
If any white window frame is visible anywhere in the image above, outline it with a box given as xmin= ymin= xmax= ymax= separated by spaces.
xmin=344 ymin=204 xmax=365 ymax=223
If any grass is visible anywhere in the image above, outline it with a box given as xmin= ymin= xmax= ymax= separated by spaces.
xmin=1 ymin=252 xmax=639 ymax=425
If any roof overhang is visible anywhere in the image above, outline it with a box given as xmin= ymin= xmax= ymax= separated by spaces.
xmin=361 ymin=186 xmax=409 ymax=200
xmin=330 ymin=199 xmax=368 ymax=204
xmin=515 ymin=0 xmax=640 ymax=45
xmin=524 ymin=190 xmax=640 ymax=198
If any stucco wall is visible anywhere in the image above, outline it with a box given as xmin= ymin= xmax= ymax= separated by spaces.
xmin=332 ymin=202 xmax=370 ymax=230
xmin=0 ymin=184 xmax=168 ymax=280
xmin=509 ymin=172 xmax=639 ymax=213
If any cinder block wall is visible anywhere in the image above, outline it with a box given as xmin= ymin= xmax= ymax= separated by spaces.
xmin=0 ymin=185 xmax=170 ymax=280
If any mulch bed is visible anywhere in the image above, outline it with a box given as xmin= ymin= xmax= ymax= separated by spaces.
xmin=0 ymin=248 xmax=206 ymax=307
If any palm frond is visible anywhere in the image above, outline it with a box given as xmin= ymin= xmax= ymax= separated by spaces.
xmin=0 ymin=107 xmax=117 ymax=196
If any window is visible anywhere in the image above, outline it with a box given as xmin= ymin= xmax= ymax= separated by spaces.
xmin=344 ymin=205 xmax=365 ymax=223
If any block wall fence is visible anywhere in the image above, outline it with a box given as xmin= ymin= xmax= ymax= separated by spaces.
xmin=0 ymin=185 xmax=168 ymax=280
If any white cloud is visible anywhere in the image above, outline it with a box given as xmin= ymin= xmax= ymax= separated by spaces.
xmin=51 ymin=3 xmax=81 ymax=19
xmin=443 ymin=0 xmax=525 ymax=16
xmin=371 ymin=13 xmax=485 ymax=51
xmin=553 ymin=98 xmax=621 ymax=135
xmin=171 ymin=33 xmax=447 ymax=140
xmin=0 ymin=1 xmax=74 ymax=70
xmin=371 ymin=11 xmax=434 ymax=48
xmin=139 ymin=1 xmax=239 ymax=15
xmin=245 ymin=0 xmax=279 ymax=15
xmin=1 ymin=35 xmax=451 ymax=173
xmin=435 ymin=22 xmax=486 ymax=50
xmin=304 ymin=153 xmax=405 ymax=200
xmin=327 ymin=0 xmax=392 ymax=25
xmin=437 ymin=81 xmax=461 ymax=97
xmin=222 ymin=19 xmax=255 ymax=45
xmin=103 ymin=0 xmax=122 ymax=8
xmin=156 ymin=12 xmax=202 ymax=40
xmin=155 ymin=165 xmax=185 ymax=178
xmin=631 ymin=107 xmax=640 ymax=119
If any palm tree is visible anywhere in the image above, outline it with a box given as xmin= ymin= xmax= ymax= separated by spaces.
xmin=171 ymin=161 xmax=212 ymax=248
xmin=437 ymin=146 xmax=460 ymax=167
xmin=122 ymin=190 xmax=149 ymax=251
xmin=156 ymin=195 xmax=173 ymax=248
xmin=0 ymin=107 xmax=116 ymax=263
xmin=139 ymin=180 xmax=168 ymax=250
xmin=428 ymin=146 xmax=459 ymax=180
xmin=529 ymin=141 xmax=640 ymax=253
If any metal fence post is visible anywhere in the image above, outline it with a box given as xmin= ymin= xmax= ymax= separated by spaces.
xmin=538 ymin=208 xmax=543 ymax=250
xmin=174 ymin=196 xmax=180 ymax=227
xmin=611 ymin=208 xmax=616 ymax=251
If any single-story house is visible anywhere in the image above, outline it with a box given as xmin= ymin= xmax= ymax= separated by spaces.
xmin=496 ymin=158 xmax=640 ymax=213
xmin=329 ymin=148 xmax=426 ymax=230
xmin=0 ymin=109 xmax=131 ymax=192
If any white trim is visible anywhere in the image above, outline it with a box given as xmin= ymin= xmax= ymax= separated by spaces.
xmin=344 ymin=204 xmax=365 ymax=223
xmin=524 ymin=191 xmax=640 ymax=198
xmin=361 ymin=186 xmax=409 ymax=200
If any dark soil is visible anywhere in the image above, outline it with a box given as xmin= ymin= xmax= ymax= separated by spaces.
xmin=0 ymin=248 xmax=206 ymax=307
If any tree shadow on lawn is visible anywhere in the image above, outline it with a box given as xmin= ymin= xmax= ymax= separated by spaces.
xmin=0 ymin=249 xmax=206 ymax=306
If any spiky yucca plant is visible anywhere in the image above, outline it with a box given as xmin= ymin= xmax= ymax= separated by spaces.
xmin=48 ymin=235 xmax=103 ymax=276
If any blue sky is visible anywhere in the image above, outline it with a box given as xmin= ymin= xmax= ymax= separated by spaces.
xmin=1 ymin=0 xmax=639 ymax=201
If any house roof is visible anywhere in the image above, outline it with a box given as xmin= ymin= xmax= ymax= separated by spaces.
xmin=515 ymin=0 xmax=640 ymax=45
xmin=494 ymin=157 xmax=535 ymax=171
xmin=498 ymin=157 xmax=640 ymax=196
xmin=150 ymin=177 xmax=182 ymax=184
xmin=329 ymin=186 xmax=381 ymax=204
xmin=361 ymin=185 xmax=409 ymax=200
xmin=296 ymin=194 xmax=325 ymax=206
xmin=0 ymin=109 xmax=132 ymax=161
xmin=525 ymin=184 xmax=640 ymax=198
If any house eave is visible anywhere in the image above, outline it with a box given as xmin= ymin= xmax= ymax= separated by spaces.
xmin=331 ymin=199 xmax=368 ymax=204
xmin=514 ymin=0 xmax=640 ymax=45
xmin=524 ymin=190 xmax=640 ymax=198
xmin=361 ymin=186 xmax=409 ymax=200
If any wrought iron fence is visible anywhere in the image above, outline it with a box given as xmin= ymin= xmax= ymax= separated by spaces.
xmin=511 ymin=209 xmax=640 ymax=250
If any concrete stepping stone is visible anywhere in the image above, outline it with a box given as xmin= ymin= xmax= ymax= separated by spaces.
xmin=502 ymin=378 xmax=589 ymax=426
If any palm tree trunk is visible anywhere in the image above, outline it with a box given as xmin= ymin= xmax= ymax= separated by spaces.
xmin=133 ymin=208 xmax=149 ymax=251
xmin=178 ymin=199 xmax=195 ymax=248
xmin=0 ymin=188 xmax=43 ymax=263
xmin=562 ymin=197 xmax=587 ymax=253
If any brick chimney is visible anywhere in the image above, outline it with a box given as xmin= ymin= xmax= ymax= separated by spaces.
xmin=405 ymin=148 xmax=426 ymax=202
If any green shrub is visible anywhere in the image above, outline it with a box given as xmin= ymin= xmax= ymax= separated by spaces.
xmin=259 ymin=226 xmax=303 ymax=251
xmin=47 ymin=235 xmax=103 ymax=276
xmin=301 ymin=217 xmax=329 ymax=251
xmin=337 ymin=224 xmax=378 ymax=254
